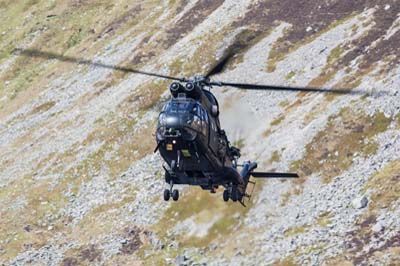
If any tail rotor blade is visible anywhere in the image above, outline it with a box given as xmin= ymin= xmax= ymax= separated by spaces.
xmin=251 ymin=172 xmax=299 ymax=178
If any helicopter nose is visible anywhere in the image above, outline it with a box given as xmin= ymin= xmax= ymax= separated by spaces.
xmin=158 ymin=112 xmax=184 ymax=128
xmin=165 ymin=114 xmax=180 ymax=127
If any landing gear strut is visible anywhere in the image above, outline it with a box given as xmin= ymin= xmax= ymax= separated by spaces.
xmin=163 ymin=180 xmax=179 ymax=201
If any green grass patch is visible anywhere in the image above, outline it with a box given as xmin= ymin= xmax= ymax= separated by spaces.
xmin=363 ymin=160 xmax=400 ymax=211
xmin=308 ymin=44 xmax=346 ymax=88
xmin=269 ymin=150 xmax=281 ymax=163
xmin=169 ymin=57 xmax=184 ymax=75
xmin=233 ymin=138 xmax=245 ymax=149
xmin=397 ymin=114 xmax=400 ymax=129
xmin=303 ymin=101 xmax=328 ymax=125
xmin=66 ymin=28 xmax=87 ymax=48
xmin=285 ymin=71 xmax=296 ymax=80
xmin=308 ymin=69 xmax=338 ymax=88
xmin=28 ymin=101 xmax=56 ymax=115
xmin=274 ymin=256 xmax=297 ymax=266
xmin=327 ymin=46 xmax=344 ymax=65
xmin=151 ymin=186 xmax=256 ymax=255
xmin=279 ymin=100 xmax=290 ymax=107
xmin=271 ymin=115 xmax=285 ymax=126
xmin=316 ymin=212 xmax=332 ymax=227
xmin=284 ymin=224 xmax=310 ymax=237
xmin=290 ymin=159 xmax=302 ymax=171
xmin=0 ymin=174 xmax=71 ymax=261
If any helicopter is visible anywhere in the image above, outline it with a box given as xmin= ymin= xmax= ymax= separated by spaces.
xmin=14 ymin=48 xmax=363 ymax=206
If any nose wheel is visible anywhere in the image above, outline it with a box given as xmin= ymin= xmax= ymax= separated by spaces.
xmin=172 ymin=189 xmax=179 ymax=201
xmin=163 ymin=181 xmax=179 ymax=201
xmin=163 ymin=189 xmax=171 ymax=201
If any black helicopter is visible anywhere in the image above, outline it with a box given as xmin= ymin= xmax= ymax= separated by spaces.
xmin=14 ymin=48 xmax=362 ymax=206
xmin=152 ymin=73 xmax=356 ymax=205
xmin=154 ymin=75 xmax=302 ymax=205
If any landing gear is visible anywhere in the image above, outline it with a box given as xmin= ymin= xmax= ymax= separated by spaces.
xmin=172 ymin=189 xmax=179 ymax=201
xmin=223 ymin=189 xmax=229 ymax=202
xmin=231 ymin=186 xmax=239 ymax=202
xmin=223 ymin=184 xmax=243 ymax=203
xmin=163 ymin=180 xmax=179 ymax=201
xmin=210 ymin=185 xmax=218 ymax=194
xmin=170 ymin=151 xmax=182 ymax=171
xmin=163 ymin=189 xmax=170 ymax=201
xmin=170 ymin=160 xmax=176 ymax=171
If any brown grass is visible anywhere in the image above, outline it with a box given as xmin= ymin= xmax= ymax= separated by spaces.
xmin=292 ymin=108 xmax=391 ymax=184
xmin=363 ymin=160 xmax=400 ymax=212
xmin=143 ymin=179 xmax=266 ymax=264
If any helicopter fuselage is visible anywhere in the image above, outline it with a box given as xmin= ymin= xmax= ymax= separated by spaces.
xmin=154 ymin=77 xmax=299 ymax=204
xmin=155 ymin=78 xmax=243 ymax=191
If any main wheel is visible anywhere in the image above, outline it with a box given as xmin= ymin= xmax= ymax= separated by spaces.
xmin=223 ymin=190 xmax=229 ymax=202
xmin=231 ymin=187 xmax=238 ymax=202
xmin=163 ymin=189 xmax=170 ymax=201
xmin=172 ymin=189 xmax=179 ymax=201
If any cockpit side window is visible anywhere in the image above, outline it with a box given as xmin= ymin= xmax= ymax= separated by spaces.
xmin=203 ymin=108 xmax=209 ymax=124
xmin=196 ymin=105 xmax=202 ymax=118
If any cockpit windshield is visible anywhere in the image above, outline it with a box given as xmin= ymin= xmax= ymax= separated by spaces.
xmin=157 ymin=99 xmax=208 ymax=140
xmin=162 ymin=98 xmax=196 ymax=114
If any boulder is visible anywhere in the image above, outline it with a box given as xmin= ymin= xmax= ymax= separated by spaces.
xmin=352 ymin=195 xmax=368 ymax=209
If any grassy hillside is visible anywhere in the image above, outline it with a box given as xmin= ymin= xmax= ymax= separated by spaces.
xmin=0 ymin=1 xmax=399 ymax=265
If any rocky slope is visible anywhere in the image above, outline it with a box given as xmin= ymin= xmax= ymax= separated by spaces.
xmin=0 ymin=1 xmax=399 ymax=265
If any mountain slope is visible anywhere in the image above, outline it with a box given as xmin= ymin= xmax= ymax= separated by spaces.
xmin=0 ymin=1 xmax=399 ymax=265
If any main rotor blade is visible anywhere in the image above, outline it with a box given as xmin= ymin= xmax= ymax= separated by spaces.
xmin=251 ymin=172 xmax=299 ymax=178
xmin=205 ymin=51 xmax=235 ymax=78
xmin=13 ymin=48 xmax=185 ymax=82
xmin=211 ymin=81 xmax=363 ymax=95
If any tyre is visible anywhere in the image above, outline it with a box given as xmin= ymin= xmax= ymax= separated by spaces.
xmin=163 ymin=189 xmax=170 ymax=201
xmin=223 ymin=190 xmax=229 ymax=202
xmin=172 ymin=189 xmax=179 ymax=201
xmin=231 ymin=187 xmax=238 ymax=202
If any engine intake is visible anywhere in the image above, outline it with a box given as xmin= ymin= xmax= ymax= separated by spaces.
xmin=170 ymin=82 xmax=185 ymax=97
